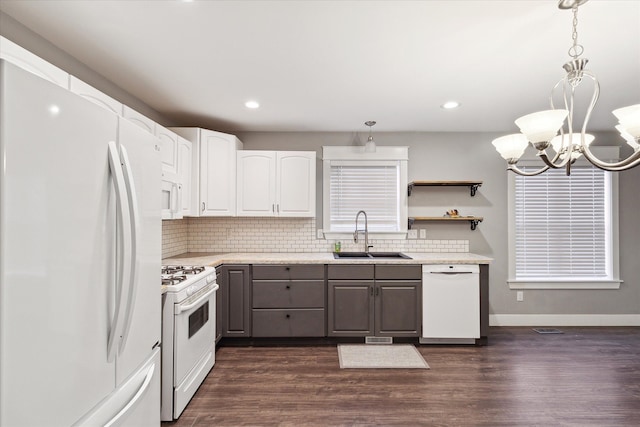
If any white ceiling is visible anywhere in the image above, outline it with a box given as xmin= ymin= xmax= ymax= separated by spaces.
xmin=1 ymin=0 xmax=638 ymax=133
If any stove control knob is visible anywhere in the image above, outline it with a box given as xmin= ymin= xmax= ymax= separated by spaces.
xmin=187 ymin=285 xmax=196 ymax=296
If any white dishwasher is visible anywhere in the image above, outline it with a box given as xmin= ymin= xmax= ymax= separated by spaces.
xmin=421 ymin=264 xmax=480 ymax=344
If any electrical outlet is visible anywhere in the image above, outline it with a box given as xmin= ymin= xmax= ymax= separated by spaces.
xmin=517 ymin=291 xmax=524 ymax=302
xmin=408 ymin=229 xmax=418 ymax=239
xmin=316 ymin=229 xmax=324 ymax=239
xmin=419 ymin=229 xmax=427 ymax=239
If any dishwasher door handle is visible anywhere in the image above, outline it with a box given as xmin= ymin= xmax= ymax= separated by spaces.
xmin=429 ymin=271 xmax=475 ymax=275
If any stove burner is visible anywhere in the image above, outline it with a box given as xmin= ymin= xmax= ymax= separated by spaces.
xmin=182 ymin=266 xmax=205 ymax=275
xmin=162 ymin=265 xmax=184 ymax=275
xmin=161 ymin=265 xmax=209 ymax=287
xmin=162 ymin=278 xmax=178 ymax=286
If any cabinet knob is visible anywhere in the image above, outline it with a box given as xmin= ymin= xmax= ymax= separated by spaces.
xmin=286 ymin=285 xmax=291 ymax=289
xmin=286 ymin=314 xmax=290 ymax=319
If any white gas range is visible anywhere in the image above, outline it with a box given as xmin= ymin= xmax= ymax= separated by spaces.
xmin=160 ymin=265 xmax=218 ymax=421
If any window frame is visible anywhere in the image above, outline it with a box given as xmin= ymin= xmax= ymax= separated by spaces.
xmin=507 ymin=154 xmax=621 ymax=290
xmin=322 ymin=146 xmax=408 ymax=240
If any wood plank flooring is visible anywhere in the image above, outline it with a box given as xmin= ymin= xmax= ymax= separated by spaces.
xmin=163 ymin=327 xmax=640 ymax=426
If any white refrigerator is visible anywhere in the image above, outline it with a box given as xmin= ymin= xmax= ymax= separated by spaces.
xmin=0 ymin=59 xmax=162 ymax=426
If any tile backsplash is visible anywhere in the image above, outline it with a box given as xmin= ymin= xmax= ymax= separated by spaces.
xmin=162 ymin=217 xmax=469 ymax=259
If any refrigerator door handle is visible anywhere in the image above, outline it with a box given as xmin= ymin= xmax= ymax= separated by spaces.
xmin=72 ymin=355 xmax=157 ymax=427
xmin=118 ymin=143 xmax=139 ymax=354
xmin=106 ymin=141 xmax=131 ymax=363
xmin=103 ymin=362 xmax=155 ymax=427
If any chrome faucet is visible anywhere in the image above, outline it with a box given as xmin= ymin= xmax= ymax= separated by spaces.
xmin=354 ymin=210 xmax=373 ymax=253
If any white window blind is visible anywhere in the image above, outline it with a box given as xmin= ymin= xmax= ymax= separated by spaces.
xmin=514 ymin=166 xmax=610 ymax=279
xmin=329 ymin=164 xmax=400 ymax=232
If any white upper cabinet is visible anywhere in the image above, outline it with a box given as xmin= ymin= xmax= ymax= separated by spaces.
xmin=237 ymin=151 xmax=315 ymax=217
xmin=237 ymin=151 xmax=276 ymax=217
xmin=156 ymin=126 xmax=179 ymax=177
xmin=123 ymin=105 xmax=156 ymax=135
xmin=171 ymin=127 xmax=243 ymax=217
xmin=277 ymin=152 xmax=316 ymax=217
xmin=177 ymin=136 xmax=193 ymax=216
xmin=69 ymin=76 xmax=123 ymax=116
xmin=0 ymin=36 xmax=69 ymax=88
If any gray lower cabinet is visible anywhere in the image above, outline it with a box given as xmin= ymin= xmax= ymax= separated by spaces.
xmin=328 ymin=264 xmax=421 ymax=337
xmin=251 ymin=264 xmax=326 ymax=337
xmin=221 ymin=264 xmax=251 ymax=337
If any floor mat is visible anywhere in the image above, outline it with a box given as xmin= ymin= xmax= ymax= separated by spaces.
xmin=337 ymin=344 xmax=429 ymax=369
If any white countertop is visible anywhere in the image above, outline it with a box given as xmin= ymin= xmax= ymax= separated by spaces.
xmin=162 ymin=252 xmax=492 ymax=267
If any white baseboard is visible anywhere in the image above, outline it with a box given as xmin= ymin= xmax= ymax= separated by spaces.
xmin=490 ymin=314 xmax=640 ymax=327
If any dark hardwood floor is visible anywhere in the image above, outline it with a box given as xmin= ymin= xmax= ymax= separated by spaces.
xmin=164 ymin=327 xmax=640 ymax=426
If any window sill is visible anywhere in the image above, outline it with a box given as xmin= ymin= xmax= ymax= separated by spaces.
xmin=508 ymin=279 xmax=623 ymax=290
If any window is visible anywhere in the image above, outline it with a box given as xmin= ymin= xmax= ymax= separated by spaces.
xmin=508 ymin=164 xmax=620 ymax=289
xmin=329 ymin=163 xmax=400 ymax=232
xmin=322 ymin=146 xmax=408 ymax=238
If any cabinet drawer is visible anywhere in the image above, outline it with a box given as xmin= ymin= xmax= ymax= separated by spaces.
xmin=252 ymin=280 xmax=325 ymax=308
xmin=327 ymin=264 xmax=374 ymax=280
xmin=252 ymin=264 xmax=325 ymax=280
xmin=252 ymin=309 xmax=325 ymax=337
xmin=375 ymin=265 xmax=422 ymax=280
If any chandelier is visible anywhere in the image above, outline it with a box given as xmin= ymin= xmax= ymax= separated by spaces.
xmin=491 ymin=0 xmax=640 ymax=176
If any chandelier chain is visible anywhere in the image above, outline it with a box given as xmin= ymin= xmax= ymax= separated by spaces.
xmin=568 ymin=5 xmax=584 ymax=59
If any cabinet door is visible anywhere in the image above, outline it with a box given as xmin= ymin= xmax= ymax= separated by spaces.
xmin=177 ymin=136 xmax=193 ymax=216
xmin=375 ymin=281 xmax=421 ymax=337
xmin=237 ymin=151 xmax=276 ymax=216
xmin=123 ymin=105 xmax=156 ymax=135
xmin=156 ymin=126 xmax=179 ymax=176
xmin=276 ymin=151 xmax=316 ymax=217
xmin=327 ymin=281 xmax=374 ymax=337
xmin=221 ymin=265 xmax=251 ymax=337
xmin=69 ymin=76 xmax=123 ymax=116
xmin=200 ymin=130 xmax=239 ymax=216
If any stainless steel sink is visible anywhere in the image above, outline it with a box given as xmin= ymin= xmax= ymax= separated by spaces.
xmin=333 ymin=252 xmax=412 ymax=259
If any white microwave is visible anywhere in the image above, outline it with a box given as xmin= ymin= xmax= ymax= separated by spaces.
xmin=161 ymin=172 xmax=182 ymax=220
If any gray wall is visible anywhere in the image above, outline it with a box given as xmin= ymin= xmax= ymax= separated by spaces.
xmin=236 ymin=131 xmax=640 ymax=318
xmin=4 ymin=11 xmax=638 ymax=320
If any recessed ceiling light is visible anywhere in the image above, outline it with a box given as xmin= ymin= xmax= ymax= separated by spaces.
xmin=245 ymin=100 xmax=260 ymax=109
xmin=441 ymin=101 xmax=460 ymax=110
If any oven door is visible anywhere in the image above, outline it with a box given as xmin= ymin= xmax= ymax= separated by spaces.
xmin=173 ymin=283 xmax=217 ymax=387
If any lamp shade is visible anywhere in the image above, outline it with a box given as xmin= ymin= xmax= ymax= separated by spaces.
xmin=491 ymin=134 xmax=529 ymax=161
xmin=613 ymin=104 xmax=640 ymax=139
xmin=550 ymin=133 xmax=594 ymax=152
xmin=616 ymin=125 xmax=640 ymax=152
xmin=515 ymin=109 xmax=569 ymax=143
xmin=550 ymin=133 xmax=594 ymax=160
xmin=364 ymin=136 xmax=376 ymax=153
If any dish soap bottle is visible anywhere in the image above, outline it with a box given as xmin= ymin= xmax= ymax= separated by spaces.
xmin=334 ymin=241 xmax=341 ymax=253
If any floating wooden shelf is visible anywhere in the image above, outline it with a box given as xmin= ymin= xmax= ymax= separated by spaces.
xmin=407 ymin=180 xmax=483 ymax=197
xmin=408 ymin=216 xmax=484 ymax=231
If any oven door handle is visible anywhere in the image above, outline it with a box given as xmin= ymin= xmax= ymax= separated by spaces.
xmin=174 ymin=284 xmax=219 ymax=315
